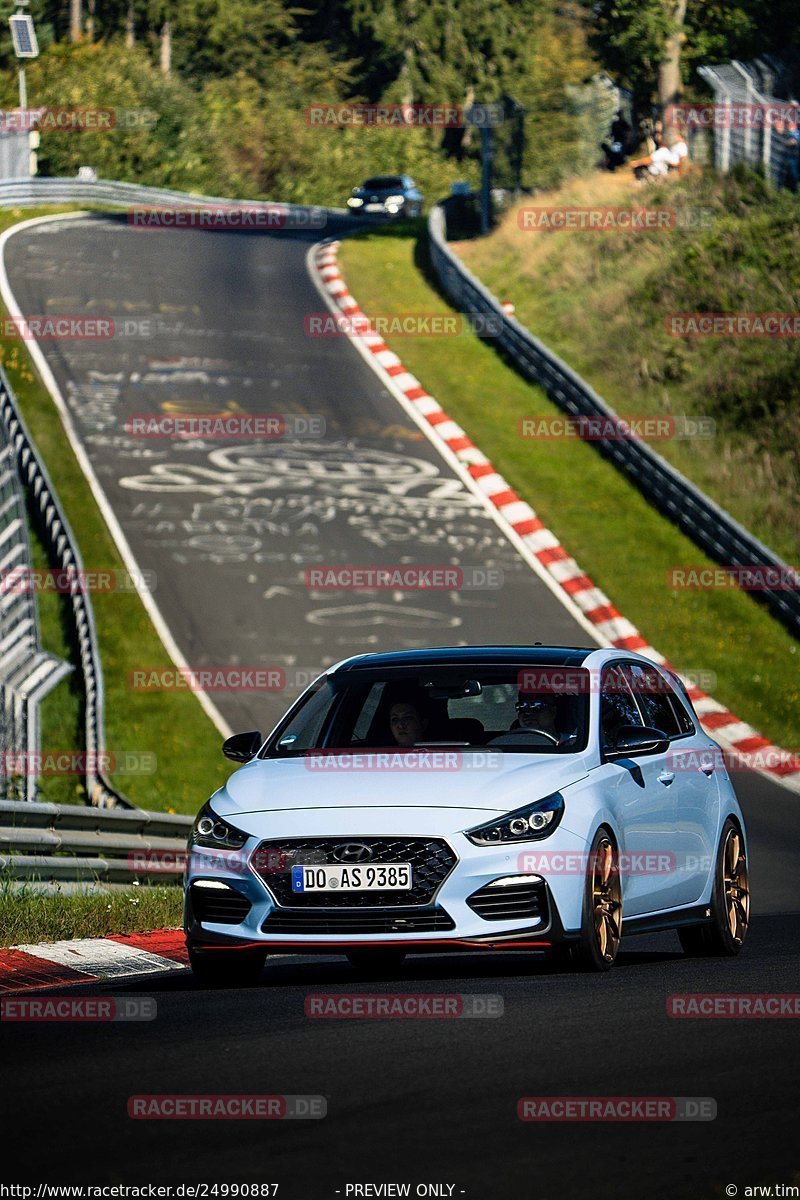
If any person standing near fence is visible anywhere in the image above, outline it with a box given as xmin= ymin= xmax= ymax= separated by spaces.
xmin=783 ymin=114 xmax=800 ymax=191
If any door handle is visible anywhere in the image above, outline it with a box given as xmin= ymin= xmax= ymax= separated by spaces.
xmin=658 ymin=771 xmax=675 ymax=786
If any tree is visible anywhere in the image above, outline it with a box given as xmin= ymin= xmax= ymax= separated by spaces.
xmin=70 ymin=0 xmax=82 ymax=41
xmin=585 ymin=0 xmax=796 ymax=115
xmin=658 ymin=0 xmax=686 ymax=109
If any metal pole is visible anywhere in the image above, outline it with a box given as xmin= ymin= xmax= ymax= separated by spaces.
xmin=480 ymin=125 xmax=492 ymax=235
xmin=18 ymin=62 xmax=26 ymax=112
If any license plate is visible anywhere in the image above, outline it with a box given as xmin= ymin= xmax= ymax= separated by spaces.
xmin=365 ymin=203 xmax=385 ymax=212
xmin=291 ymin=863 xmax=412 ymax=893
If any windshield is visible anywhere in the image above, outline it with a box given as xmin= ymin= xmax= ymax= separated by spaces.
xmin=263 ymin=665 xmax=590 ymax=758
xmin=363 ymin=177 xmax=404 ymax=190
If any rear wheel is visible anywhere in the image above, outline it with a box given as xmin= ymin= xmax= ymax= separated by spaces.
xmin=346 ymin=948 xmax=406 ymax=973
xmin=678 ymin=820 xmax=749 ymax=957
xmin=188 ymin=945 xmax=267 ymax=987
xmin=572 ymin=830 xmax=622 ymax=972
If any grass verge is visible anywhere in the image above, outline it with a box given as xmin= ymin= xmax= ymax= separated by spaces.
xmin=339 ymin=223 xmax=800 ymax=751
xmin=0 ymin=206 xmax=230 ymax=811
xmin=455 ymin=168 xmax=799 ymax=564
xmin=0 ymin=879 xmax=182 ymax=947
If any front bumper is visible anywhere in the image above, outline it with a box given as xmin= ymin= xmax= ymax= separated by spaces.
xmin=184 ymin=823 xmax=588 ymax=953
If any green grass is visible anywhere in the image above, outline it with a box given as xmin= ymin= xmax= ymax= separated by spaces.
xmin=340 ymin=223 xmax=800 ymax=751
xmin=0 ymin=206 xmax=231 ymax=812
xmin=455 ymin=168 xmax=800 ymax=564
xmin=0 ymin=879 xmax=182 ymax=946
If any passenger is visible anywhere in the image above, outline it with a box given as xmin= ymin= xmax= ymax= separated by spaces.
xmin=389 ymin=699 xmax=430 ymax=748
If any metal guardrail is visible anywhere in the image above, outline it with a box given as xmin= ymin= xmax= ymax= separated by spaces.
xmin=0 ymin=176 xmax=336 ymax=222
xmin=0 ymin=798 xmax=192 ymax=889
xmin=0 ymin=370 xmax=131 ymax=807
xmin=428 ymin=203 xmax=800 ymax=639
xmin=0 ymin=414 xmax=71 ymax=802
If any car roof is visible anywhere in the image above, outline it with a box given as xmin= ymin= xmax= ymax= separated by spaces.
xmin=330 ymin=645 xmax=596 ymax=674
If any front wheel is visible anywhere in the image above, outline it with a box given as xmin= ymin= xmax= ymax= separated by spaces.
xmin=572 ymin=830 xmax=622 ymax=972
xmin=678 ymin=820 xmax=750 ymax=957
xmin=188 ymin=945 xmax=267 ymax=987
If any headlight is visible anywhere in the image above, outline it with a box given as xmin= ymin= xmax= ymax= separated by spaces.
xmin=464 ymin=793 xmax=564 ymax=846
xmin=385 ymin=195 xmax=405 ymax=205
xmin=191 ymin=802 xmax=248 ymax=850
xmin=347 ymin=197 xmax=364 ymax=207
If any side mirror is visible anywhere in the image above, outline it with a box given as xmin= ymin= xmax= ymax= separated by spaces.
xmin=222 ymin=730 xmax=262 ymax=762
xmin=606 ymin=725 xmax=669 ymax=759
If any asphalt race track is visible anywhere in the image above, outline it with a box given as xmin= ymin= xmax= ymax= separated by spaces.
xmin=3 ymin=217 xmax=799 ymax=1199
xmin=4 ymin=212 xmax=583 ymax=734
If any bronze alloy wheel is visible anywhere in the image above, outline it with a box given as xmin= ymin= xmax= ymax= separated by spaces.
xmin=592 ymin=837 xmax=622 ymax=963
xmin=723 ymin=826 xmax=750 ymax=944
xmin=562 ymin=829 xmax=624 ymax=972
xmin=679 ymin=818 xmax=750 ymax=957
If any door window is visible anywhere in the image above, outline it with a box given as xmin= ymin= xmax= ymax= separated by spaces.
xmin=600 ymin=665 xmax=642 ymax=751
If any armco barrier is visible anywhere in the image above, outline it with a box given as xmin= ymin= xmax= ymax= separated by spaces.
xmin=0 ymin=370 xmax=129 ymax=808
xmin=428 ymin=202 xmax=800 ymax=640
xmin=0 ymin=414 xmax=71 ymax=802
xmin=0 ymin=176 xmax=335 ymax=221
xmin=0 ymin=798 xmax=192 ymax=889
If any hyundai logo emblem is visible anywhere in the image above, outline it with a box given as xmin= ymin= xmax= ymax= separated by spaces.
xmin=332 ymin=842 xmax=373 ymax=864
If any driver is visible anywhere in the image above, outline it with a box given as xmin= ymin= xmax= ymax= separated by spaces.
xmin=512 ymin=693 xmax=560 ymax=740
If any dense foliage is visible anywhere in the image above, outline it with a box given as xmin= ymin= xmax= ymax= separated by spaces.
xmin=0 ymin=2 xmax=796 ymax=201
xmin=586 ymin=0 xmax=799 ymax=111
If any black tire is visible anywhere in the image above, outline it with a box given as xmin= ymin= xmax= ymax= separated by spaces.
xmin=572 ymin=829 xmax=623 ymax=972
xmin=678 ymin=819 xmax=750 ymax=957
xmin=345 ymin=948 xmax=407 ymax=973
xmin=188 ymin=945 xmax=267 ymax=987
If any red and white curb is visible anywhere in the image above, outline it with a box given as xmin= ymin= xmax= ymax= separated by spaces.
xmin=0 ymin=929 xmax=188 ymax=993
xmin=310 ymin=239 xmax=800 ymax=794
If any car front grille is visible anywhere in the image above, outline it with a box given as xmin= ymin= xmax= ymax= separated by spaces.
xmin=466 ymin=878 xmax=549 ymax=923
xmin=191 ymin=883 xmax=252 ymax=926
xmin=261 ymin=906 xmax=455 ymax=935
xmin=252 ymin=837 xmax=457 ymax=907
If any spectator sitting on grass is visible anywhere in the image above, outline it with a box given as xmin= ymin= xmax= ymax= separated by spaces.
xmin=630 ymin=128 xmax=685 ymax=182
xmin=669 ymin=127 xmax=689 ymax=174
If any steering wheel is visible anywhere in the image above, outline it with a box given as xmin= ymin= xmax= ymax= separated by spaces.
xmin=486 ymin=727 xmax=559 ymax=747
xmin=519 ymin=727 xmax=559 ymax=745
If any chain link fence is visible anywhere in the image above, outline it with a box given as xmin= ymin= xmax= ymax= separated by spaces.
xmin=697 ymin=58 xmax=798 ymax=189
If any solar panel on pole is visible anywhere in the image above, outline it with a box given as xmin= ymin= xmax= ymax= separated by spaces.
xmin=9 ymin=14 xmax=39 ymax=58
